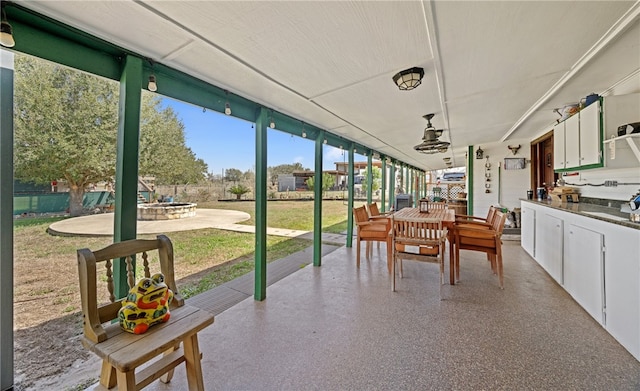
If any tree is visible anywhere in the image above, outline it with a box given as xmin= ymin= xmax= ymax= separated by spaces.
xmin=306 ymin=172 xmax=335 ymax=197
xmin=13 ymin=55 xmax=207 ymax=216
xmin=224 ymin=168 xmax=243 ymax=183
xmin=361 ymin=166 xmax=381 ymax=195
xmin=229 ymin=184 xmax=251 ymax=200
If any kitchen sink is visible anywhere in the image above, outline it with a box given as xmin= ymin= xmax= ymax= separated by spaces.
xmin=583 ymin=211 xmax=629 ymax=222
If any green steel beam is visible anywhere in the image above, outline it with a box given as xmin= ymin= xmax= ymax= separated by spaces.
xmin=366 ymin=153 xmax=372 ymax=204
xmin=113 ymin=55 xmax=142 ymax=298
xmin=0 ymin=50 xmax=15 ymax=391
xmin=313 ymin=131 xmax=324 ymax=266
xmin=255 ymin=108 xmax=268 ymax=300
xmin=389 ymin=162 xmax=396 ymax=210
xmin=346 ymin=145 xmax=355 ymax=247
xmin=380 ymin=157 xmax=387 ymax=212
xmin=468 ymin=145 xmax=474 ymax=216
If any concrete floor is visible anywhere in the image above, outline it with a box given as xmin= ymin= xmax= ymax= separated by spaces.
xmin=138 ymin=241 xmax=640 ymax=391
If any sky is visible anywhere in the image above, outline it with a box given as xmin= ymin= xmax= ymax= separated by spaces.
xmin=161 ymin=97 xmax=353 ymax=176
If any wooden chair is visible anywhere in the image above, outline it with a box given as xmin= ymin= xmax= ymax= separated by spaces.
xmin=366 ymin=202 xmax=393 ymax=252
xmin=391 ymin=216 xmax=447 ymax=299
xmin=367 ymin=202 xmax=392 ymax=218
xmin=455 ymin=205 xmax=497 ymax=229
xmin=453 ymin=211 xmax=507 ymax=289
xmin=428 ymin=201 xmax=448 ymax=211
xmin=353 ymin=205 xmax=392 ymax=272
xmin=77 ymin=235 xmax=214 ymax=390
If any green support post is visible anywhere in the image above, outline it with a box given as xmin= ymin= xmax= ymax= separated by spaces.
xmin=468 ymin=145 xmax=474 ymax=216
xmin=255 ymin=108 xmax=268 ymax=300
xmin=389 ymin=162 xmax=396 ymax=211
xmin=313 ymin=131 xmax=324 ymax=266
xmin=380 ymin=157 xmax=386 ymax=212
xmin=113 ymin=55 xmax=142 ymax=299
xmin=0 ymin=50 xmax=15 ymax=391
xmin=366 ymin=152 xmax=373 ymax=204
xmin=346 ymin=145 xmax=355 ymax=247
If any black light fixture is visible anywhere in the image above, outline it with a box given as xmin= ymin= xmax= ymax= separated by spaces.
xmin=476 ymin=146 xmax=484 ymax=159
xmin=0 ymin=7 xmax=15 ymax=48
xmin=392 ymin=67 xmax=424 ymax=91
xmin=414 ymin=113 xmax=450 ymax=154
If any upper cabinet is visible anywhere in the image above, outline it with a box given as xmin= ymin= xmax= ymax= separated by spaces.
xmin=554 ymin=99 xmax=603 ymax=172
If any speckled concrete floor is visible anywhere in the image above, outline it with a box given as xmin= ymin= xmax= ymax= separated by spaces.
xmin=144 ymin=241 xmax=640 ymax=391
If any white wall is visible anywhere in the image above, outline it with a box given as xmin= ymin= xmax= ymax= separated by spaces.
xmin=472 ymin=137 xmax=531 ymax=216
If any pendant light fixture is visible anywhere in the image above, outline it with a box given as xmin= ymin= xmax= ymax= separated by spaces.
xmin=224 ymin=90 xmax=231 ymax=115
xmin=146 ymin=59 xmax=158 ymax=92
xmin=392 ymin=67 xmax=424 ymax=91
xmin=269 ymin=111 xmax=276 ymax=129
xmin=0 ymin=7 xmax=15 ymax=48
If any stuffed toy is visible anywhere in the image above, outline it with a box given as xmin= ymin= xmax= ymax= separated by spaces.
xmin=118 ymin=273 xmax=174 ymax=334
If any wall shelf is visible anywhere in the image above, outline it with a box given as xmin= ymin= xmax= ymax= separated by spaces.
xmin=603 ymin=133 xmax=640 ymax=163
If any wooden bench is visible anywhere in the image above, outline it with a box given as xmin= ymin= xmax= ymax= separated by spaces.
xmin=77 ymin=235 xmax=214 ymax=390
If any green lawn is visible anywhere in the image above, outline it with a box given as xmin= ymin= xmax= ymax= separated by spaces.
xmin=13 ymin=200 xmax=351 ymax=329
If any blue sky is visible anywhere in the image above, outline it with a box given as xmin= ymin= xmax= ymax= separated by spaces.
xmin=161 ymin=97 xmax=352 ymax=176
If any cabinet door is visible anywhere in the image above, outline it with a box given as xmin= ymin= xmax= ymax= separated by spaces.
xmin=541 ymin=214 xmax=563 ymax=284
xmin=580 ymin=101 xmax=601 ymax=166
xmin=564 ymin=114 xmax=580 ymax=169
xmin=565 ymin=224 xmax=604 ymax=324
xmin=553 ymin=122 xmax=565 ymax=170
xmin=521 ymin=205 xmax=535 ymax=257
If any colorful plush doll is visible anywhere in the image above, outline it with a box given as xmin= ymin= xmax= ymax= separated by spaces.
xmin=118 ymin=273 xmax=174 ymax=334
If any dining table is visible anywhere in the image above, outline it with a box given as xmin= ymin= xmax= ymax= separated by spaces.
xmin=392 ymin=207 xmax=457 ymax=284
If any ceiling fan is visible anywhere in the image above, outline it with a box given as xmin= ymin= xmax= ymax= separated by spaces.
xmin=414 ymin=113 xmax=450 ymax=154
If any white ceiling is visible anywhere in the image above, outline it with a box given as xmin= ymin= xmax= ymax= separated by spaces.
xmin=15 ymin=1 xmax=640 ymax=170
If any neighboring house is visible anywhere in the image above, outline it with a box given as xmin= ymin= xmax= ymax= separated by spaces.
xmin=277 ymin=170 xmax=344 ymax=192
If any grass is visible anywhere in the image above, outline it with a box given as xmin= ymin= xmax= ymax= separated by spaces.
xmin=198 ymin=199 xmax=350 ymax=233
xmin=13 ymin=200 xmax=350 ymax=329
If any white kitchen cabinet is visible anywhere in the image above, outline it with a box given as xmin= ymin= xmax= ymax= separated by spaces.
xmin=565 ymin=223 xmax=604 ymax=324
xmin=564 ymin=114 xmax=580 ymax=169
xmin=521 ymin=205 xmax=535 ymax=257
xmin=553 ymin=99 xmax=603 ymax=171
xmin=600 ymin=222 xmax=640 ymax=360
xmin=540 ymin=214 xmax=563 ymax=284
xmin=579 ymin=101 xmax=602 ymax=167
xmin=520 ymin=200 xmax=640 ymax=360
xmin=553 ymin=122 xmax=566 ymax=170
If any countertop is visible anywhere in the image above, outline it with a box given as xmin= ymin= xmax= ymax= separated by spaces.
xmin=521 ymin=199 xmax=640 ymax=230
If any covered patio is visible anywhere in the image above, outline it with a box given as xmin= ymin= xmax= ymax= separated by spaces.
xmin=137 ymin=242 xmax=640 ymax=390
xmin=1 ymin=1 xmax=640 ymax=389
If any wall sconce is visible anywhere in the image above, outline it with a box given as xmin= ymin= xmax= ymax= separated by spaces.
xmin=392 ymin=67 xmax=425 ymax=91
xmin=0 ymin=8 xmax=15 ymax=48
xmin=508 ymin=144 xmax=521 ymax=155
xmin=475 ymin=146 xmax=484 ymax=160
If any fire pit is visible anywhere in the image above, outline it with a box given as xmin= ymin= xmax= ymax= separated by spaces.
xmin=137 ymin=202 xmax=197 ymax=221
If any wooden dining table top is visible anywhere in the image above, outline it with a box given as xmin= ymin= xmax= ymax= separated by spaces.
xmin=392 ymin=207 xmax=455 ymax=228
